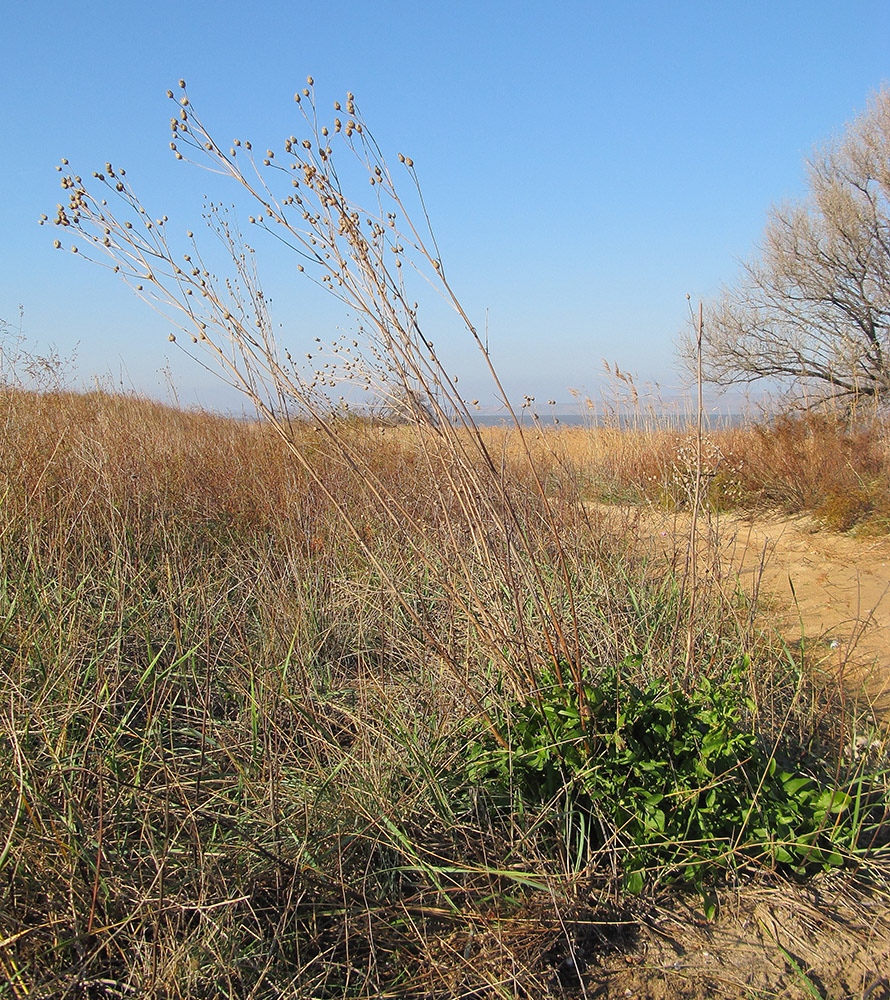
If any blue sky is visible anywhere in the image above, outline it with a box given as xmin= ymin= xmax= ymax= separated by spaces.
xmin=3 ymin=1 xmax=889 ymax=412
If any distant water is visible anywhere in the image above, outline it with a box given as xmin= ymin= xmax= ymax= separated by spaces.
xmin=468 ymin=412 xmax=750 ymax=429
xmin=247 ymin=408 xmax=752 ymax=430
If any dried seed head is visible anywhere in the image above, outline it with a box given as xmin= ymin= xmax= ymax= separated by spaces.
xmin=168 ymin=333 xmax=176 ymax=342
xmin=178 ymin=79 xmax=186 ymax=89
xmin=307 ymin=75 xmax=314 ymax=85
xmin=166 ymin=89 xmax=174 ymax=98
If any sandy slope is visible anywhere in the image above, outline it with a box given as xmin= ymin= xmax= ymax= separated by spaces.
xmin=595 ymin=503 xmax=890 ymax=705
xmin=716 ymin=511 xmax=890 ymax=687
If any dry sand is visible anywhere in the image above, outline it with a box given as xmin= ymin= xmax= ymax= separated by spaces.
xmin=595 ymin=503 xmax=890 ymax=707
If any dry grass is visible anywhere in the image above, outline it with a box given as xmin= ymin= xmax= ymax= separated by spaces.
xmin=535 ymin=408 xmax=890 ymax=533
xmin=1 ymin=386 xmax=889 ymax=998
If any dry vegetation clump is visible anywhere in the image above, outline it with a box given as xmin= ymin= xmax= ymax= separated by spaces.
xmin=548 ymin=407 xmax=890 ymax=533
xmin=725 ymin=411 xmax=890 ymax=531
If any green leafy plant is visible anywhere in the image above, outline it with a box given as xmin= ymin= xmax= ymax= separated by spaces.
xmin=468 ymin=655 xmax=875 ymax=893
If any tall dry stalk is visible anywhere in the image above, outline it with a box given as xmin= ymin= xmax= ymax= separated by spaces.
xmin=684 ymin=299 xmax=705 ymax=683
xmin=47 ymin=79 xmax=587 ymax=711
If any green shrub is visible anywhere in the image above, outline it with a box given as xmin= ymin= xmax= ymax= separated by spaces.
xmin=467 ymin=656 xmax=879 ymax=895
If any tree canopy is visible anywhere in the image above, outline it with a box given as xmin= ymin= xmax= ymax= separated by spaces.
xmin=689 ymin=87 xmax=890 ymax=406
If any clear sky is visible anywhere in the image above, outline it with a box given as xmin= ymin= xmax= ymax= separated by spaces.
xmin=3 ymin=1 xmax=889 ymax=413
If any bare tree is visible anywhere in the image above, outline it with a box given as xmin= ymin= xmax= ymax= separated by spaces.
xmin=685 ymin=86 xmax=890 ymax=406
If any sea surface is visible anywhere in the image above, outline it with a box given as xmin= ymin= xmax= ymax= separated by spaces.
xmin=468 ymin=412 xmax=749 ymax=429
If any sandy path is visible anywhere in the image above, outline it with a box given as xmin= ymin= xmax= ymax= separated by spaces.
xmin=595 ymin=504 xmax=890 ymax=702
